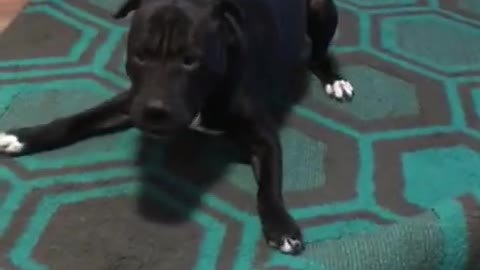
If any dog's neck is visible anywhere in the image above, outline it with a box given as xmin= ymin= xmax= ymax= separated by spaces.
xmin=188 ymin=10 xmax=245 ymax=137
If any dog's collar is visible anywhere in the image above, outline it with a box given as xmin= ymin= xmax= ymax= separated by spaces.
xmin=189 ymin=113 xmax=224 ymax=136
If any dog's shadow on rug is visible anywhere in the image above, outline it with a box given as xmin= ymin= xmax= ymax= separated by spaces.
xmin=134 ymin=130 xmax=245 ymax=224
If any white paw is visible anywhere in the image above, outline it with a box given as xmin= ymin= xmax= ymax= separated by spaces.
xmin=268 ymin=237 xmax=304 ymax=254
xmin=325 ymin=80 xmax=354 ymax=99
xmin=0 ymin=133 xmax=24 ymax=154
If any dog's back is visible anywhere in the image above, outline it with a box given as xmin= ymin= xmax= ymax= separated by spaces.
xmin=234 ymin=0 xmax=308 ymax=64
xmin=229 ymin=0 xmax=310 ymax=125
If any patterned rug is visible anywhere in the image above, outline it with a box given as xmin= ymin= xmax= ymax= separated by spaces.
xmin=0 ymin=0 xmax=480 ymax=269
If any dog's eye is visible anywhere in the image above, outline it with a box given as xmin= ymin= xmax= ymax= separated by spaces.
xmin=182 ymin=55 xmax=199 ymax=69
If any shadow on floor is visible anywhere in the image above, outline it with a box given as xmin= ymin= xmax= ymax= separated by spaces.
xmin=134 ymin=129 xmax=247 ymax=224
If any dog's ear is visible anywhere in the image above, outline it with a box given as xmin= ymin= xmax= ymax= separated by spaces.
xmin=113 ymin=0 xmax=141 ymax=19
xmin=211 ymin=0 xmax=245 ymax=47
xmin=212 ymin=0 xmax=243 ymax=24
xmin=209 ymin=0 xmax=246 ymax=81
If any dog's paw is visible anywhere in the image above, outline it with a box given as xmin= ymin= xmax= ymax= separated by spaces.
xmin=325 ymin=80 xmax=354 ymax=100
xmin=267 ymin=235 xmax=304 ymax=254
xmin=262 ymin=211 xmax=304 ymax=255
xmin=0 ymin=133 xmax=24 ymax=154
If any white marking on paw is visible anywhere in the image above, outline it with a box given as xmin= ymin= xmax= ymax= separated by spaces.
xmin=189 ymin=113 xmax=224 ymax=136
xmin=325 ymin=80 xmax=354 ymax=99
xmin=0 ymin=133 xmax=24 ymax=153
xmin=268 ymin=237 xmax=303 ymax=254
xmin=280 ymin=238 xmax=302 ymax=253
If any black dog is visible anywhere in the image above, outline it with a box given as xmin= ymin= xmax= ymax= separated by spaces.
xmin=0 ymin=0 xmax=353 ymax=255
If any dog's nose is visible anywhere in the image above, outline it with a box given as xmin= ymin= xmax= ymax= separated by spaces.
xmin=143 ymin=100 xmax=170 ymax=122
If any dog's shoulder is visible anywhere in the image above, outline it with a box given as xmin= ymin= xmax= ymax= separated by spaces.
xmin=237 ymin=0 xmax=308 ymax=63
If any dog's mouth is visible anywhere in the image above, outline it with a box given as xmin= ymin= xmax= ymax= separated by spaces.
xmin=138 ymin=113 xmax=209 ymax=140
xmin=138 ymin=112 xmax=223 ymax=140
xmin=140 ymin=129 xmax=171 ymax=140
xmin=137 ymin=109 xmax=223 ymax=141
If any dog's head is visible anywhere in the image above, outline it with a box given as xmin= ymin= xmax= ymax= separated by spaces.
xmin=114 ymin=0 xmax=244 ymax=137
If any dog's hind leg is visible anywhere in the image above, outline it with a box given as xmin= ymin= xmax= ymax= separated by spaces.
xmin=0 ymin=92 xmax=132 ymax=156
xmin=307 ymin=0 xmax=353 ymax=101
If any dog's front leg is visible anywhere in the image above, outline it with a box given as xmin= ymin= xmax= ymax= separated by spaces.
xmin=233 ymin=122 xmax=304 ymax=255
xmin=0 ymin=92 xmax=132 ymax=156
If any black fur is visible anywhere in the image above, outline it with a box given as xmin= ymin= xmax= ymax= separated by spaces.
xmin=0 ymin=0 xmax=351 ymax=255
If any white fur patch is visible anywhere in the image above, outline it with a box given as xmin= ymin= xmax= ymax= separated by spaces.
xmin=189 ymin=113 xmax=224 ymax=136
xmin=325 ymin=80 xmax=354 ymax=99
xmin=0 ymin=133 xmax=24 ymax=154
xmin=268 ymin=237 xmax=303 ymax=254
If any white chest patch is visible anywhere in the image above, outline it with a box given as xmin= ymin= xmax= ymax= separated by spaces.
xmin=188 ymin=114 xmax=224 ymax=136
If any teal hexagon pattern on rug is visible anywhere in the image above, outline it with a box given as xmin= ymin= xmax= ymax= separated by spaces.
xmin=0 ymin=5 xmax=96 ymax=67
xmin=344 ymin=0 xmax=417 ymax=7
xmin=0 ymin=79 xmax=112 ymax=128
xmin=402 ymin=145 xmax=480 ymax=209
xmin=1 ymin=0 xmax=480 ymax=269
xmin=472 ymin=88 xmax=480 ymax=119
xmin=266 ymin=202 xmax=469 ymax=270
xmin=381 ymin=14 xmax=480 ymax=72
xmin=8 ymin=183 xmax=226 ymax=270
xmin=228 ymin=128 xmax=326 ymax=193
xmin=458 ymin=0 xmax=480 ymax=15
